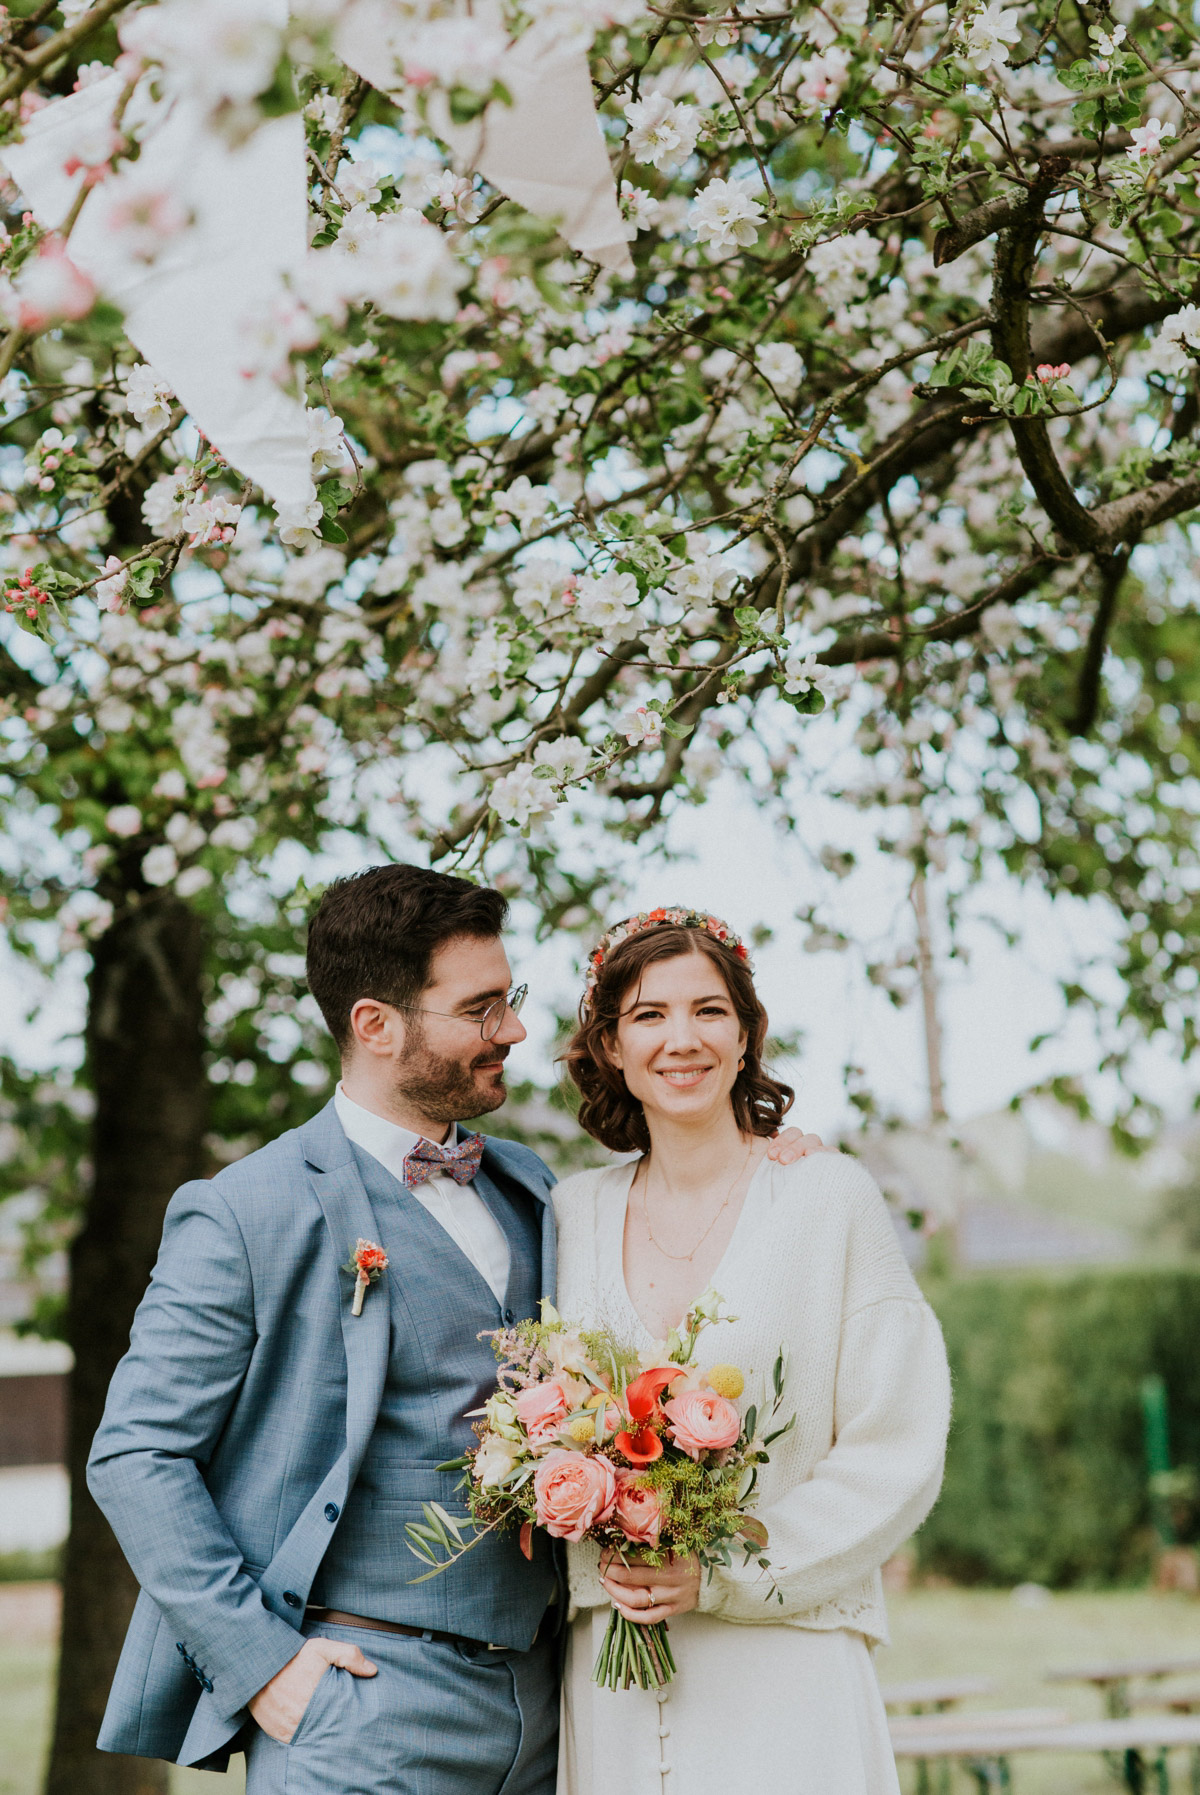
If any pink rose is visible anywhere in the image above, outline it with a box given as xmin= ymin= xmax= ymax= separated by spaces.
xmin=663 ymin=1389 xmax=741 ymax=1461
xmin=613 ymin=1470 xmax=663 ymax=1548
xmin=514 ymin=1377 xmax=572 ymax=1447
xmin=533 ymin=1449 xmax=618 ymax=1541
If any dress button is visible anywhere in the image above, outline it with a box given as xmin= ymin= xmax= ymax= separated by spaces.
xmin=282 ymin=1591 xmax=302 ymax=1608
xmin=324 ymin=1503 xmax=339 ymax=1522
xmin=655 ymin=1686 xmax=669 ymax=1704
xmin=201 ymin=1676 xmax=214 ymax=1693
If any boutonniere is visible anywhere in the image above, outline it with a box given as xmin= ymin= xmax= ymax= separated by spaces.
xmin=345 ymin=1238 xmax=388 ymax=1316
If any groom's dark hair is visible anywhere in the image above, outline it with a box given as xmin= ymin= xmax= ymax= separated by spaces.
xmin=306 ymin=864 xmax=508 ymax=1052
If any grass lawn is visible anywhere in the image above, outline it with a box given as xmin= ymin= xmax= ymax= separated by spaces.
xmin=7 ymin=1582 xmax=1200 ymax=1791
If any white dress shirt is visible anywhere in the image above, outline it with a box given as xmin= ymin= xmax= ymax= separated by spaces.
xmin=333 ymin=1084 xmax=512 ymax=1306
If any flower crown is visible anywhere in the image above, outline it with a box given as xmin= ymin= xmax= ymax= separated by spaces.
xmin=581 ymin=907 xmax=752 ymax=1017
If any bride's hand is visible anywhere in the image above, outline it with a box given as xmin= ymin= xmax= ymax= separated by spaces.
xmin=599 ymin=1550 xmax=701 ymax=1625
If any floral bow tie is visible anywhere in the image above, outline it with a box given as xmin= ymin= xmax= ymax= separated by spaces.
xmin=403 ymin=1132 xmax=485 ymax=1188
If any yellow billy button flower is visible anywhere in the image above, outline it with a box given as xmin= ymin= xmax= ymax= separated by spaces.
xmin=568 ymin=1415 xmax=596 ymax=1442
xmin=706 ymin=1364 xmax=745 ymax=1400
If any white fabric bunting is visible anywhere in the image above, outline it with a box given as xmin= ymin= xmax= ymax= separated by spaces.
xmin=1 ymin=73 xmax=315 ymax=506
xmin=335 ymin=0 xmax=633 ymax=274
xmin=0 ymin=0 xmax=630 ymax=506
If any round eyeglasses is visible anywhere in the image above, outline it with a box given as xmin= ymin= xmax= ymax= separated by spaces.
xmin=399 ymin=983 xmax=528 ymax=1042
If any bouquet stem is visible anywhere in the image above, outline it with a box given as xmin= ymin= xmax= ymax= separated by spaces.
xmin=592 ymin=1607 xmax=678 ymax=1692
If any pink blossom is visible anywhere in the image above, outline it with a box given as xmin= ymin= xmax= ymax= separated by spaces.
xmin=1035 ymin=363 xmax=1071 ymax=384
xmin=14 ymin=241 xmax=94 ymax=331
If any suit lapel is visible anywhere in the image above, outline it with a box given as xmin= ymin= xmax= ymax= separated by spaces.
xmin=299 ymin=1105 xmax=390 ymax=1471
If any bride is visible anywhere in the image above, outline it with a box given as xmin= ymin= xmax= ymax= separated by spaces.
xmin=552 ymin=908 xmax=952 ymax=1795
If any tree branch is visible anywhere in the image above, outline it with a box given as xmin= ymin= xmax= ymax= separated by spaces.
xmin=1069 ymin=550 xmax=1129 ymax=735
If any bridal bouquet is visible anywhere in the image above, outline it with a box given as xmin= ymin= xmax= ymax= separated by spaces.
xmin=406 ymin=1288 xmax=793 ymax=1691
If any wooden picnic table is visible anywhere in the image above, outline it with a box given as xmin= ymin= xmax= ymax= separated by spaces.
xmin=1047 ymin=1658 xmax=1200 ymax=1718
xmin=889 ymin=1712 xmax=1200 ymax=1793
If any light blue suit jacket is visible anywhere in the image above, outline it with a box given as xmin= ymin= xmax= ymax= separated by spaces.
xmin=87 ymin=1100 xmax=557 ymax=1770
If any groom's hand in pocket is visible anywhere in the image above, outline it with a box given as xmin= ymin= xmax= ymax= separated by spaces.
xmin=767 ymin=1125 xmax=833 ymax=1164
xmin=600 ymin=1551 xmax=701 ymax=1625
xmin=249 ymin=1636 xmax=378 ymax=1744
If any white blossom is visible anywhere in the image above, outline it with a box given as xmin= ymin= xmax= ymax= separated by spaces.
xmin=489 ymin=763 xmax=557 ymax=828
xmin=335 ymin=158 xmax=386 ymax=206
xmin=282 ymin=547 xmax=346 ymax=601
xmin=495 ymin=476 xmax=554 ymax=534
xmin=306 ymin=406 xmax=346 ymax=476
xmin=1128 ymin=119 xmax=1175 ymax=159
xmin=210 ymin=816 xmax=257 ymax=851
xmin=802 ymin=0 xmax=868 ymax=47
xmin=465 ymin=628 xmax=511 ymax=692
xmin=755 ymin=341 xmax=805 ymax=395
xmin=788 ymin=46 xmax=850 ymax=114
xmin=175 ymin=865 xmax=213 ymax=898
xmin=120 ymin=0 xmax=282 ymax=109
xmin=141 ymin=470 xmax=190 ymax=535
xmin=141 ymin=844 xmax=179 ymax=887
xmin=783 ymin=650 xmax=837 ymax=698
xmin=618 ymin=704 xmax=663 ymax=749
xmin=688 ymin=178 xmax=765 ymax=252
xmin=512 ymin=558 xmax=569 ymax=618
xmin=153 ymin=769 xmax=188 ymax=800
xmin=276 ymin=496 xmax=324 ymax=550
xmin=533 ymin=736 xmax=591 ymax=780
xmin=1146 ymin=306 xmax=1200 ymax=376
xmin=960 ymin=3 xmax=1021 ymax=72
xmin=806 ymin=230 xmax=881 ymax=306
xmin=624 ymin=93 xmax=701 ymax=170
xmin=105 ymin=804 xmax=142 ymax=838
xmin=573 ymin=569 xmax=640 ymax=633
xmin=165 ymin=811 xmax=206 ymax=855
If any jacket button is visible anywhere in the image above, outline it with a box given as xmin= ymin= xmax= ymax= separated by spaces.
xmin=283 ymin=1591 xmax=302 ymax=1608
xmin=504 ymin=1308 xmax=515 ymax=1325
xmin=324 ymin=1503 xmax=339 ymax=1522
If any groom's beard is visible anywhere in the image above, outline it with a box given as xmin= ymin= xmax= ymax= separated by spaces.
xmin=393 ymin=1026 xmax=511 ymax=1125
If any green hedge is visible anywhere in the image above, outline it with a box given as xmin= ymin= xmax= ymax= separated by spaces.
xmin=918 ymin=1268 xmax=1200 ymax=1587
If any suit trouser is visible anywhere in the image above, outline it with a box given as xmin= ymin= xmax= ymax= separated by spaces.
xmin=244 ymin=1619 xmax=558 ymax=1795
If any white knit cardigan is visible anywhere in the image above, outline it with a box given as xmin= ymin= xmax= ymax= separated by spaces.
xmin=551 ymin=1151 xmax=951 ymax=1646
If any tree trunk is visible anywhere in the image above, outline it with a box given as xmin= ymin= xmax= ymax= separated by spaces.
xmin=45 ymin=897 xmax=208 ymax=1795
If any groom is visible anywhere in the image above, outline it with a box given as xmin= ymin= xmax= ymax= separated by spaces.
xmin=88 ymin=863 xmax=819 ymax=1791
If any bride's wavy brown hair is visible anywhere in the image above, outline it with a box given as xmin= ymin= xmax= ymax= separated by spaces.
xmin=563 ymin=925 xmax=794 ymax=1154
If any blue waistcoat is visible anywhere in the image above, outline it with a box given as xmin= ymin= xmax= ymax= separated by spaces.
xmin=310 ymin=1145 xmax=557 ymax=1647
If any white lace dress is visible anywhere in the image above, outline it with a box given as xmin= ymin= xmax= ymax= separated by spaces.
xmin=552 ymin=1154 xmax=952 ymax=1795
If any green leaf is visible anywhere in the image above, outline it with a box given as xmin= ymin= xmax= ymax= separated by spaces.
xmin=318 ymin=519 xmax=349 ymax=543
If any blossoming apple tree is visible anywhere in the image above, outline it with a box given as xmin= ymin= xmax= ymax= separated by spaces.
xmin=3 ymin=0 xmax=1200 ymax=1785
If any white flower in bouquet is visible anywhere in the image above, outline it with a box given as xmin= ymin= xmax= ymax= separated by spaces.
xmin=474 ymin=1435 xmax=521 ymax=1488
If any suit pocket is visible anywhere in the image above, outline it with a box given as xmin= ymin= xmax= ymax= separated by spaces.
xmin=286 ymin=1663 xmax=344 ymax=1750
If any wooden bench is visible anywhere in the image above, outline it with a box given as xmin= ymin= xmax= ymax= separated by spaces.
xmin=889 ymin=1712 xmax=1200 ymax=1792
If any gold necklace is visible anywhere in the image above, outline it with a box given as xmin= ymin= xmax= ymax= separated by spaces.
xmin=638 ymin=1143 xmax=755 ymax=1263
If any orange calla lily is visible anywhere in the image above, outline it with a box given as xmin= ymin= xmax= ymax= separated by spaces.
xmin=624 ymin=1367 xmax=681 ymax=1422
xmin=615 ymin=1427 xmax=664 ymax=1468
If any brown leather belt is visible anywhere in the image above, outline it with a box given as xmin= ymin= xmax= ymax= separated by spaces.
xmin=310 ymin=1608 xmax=507 ymax=1651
